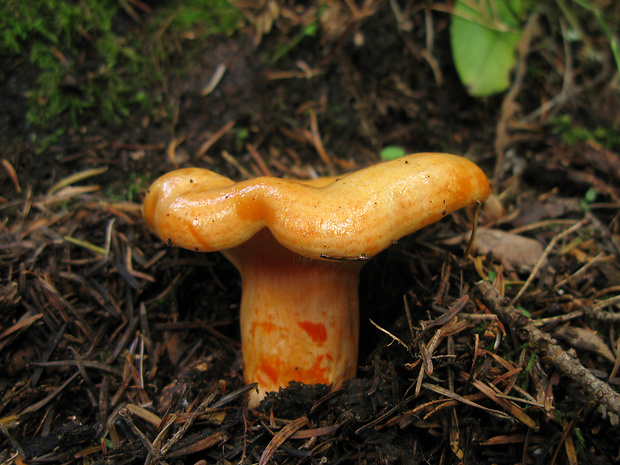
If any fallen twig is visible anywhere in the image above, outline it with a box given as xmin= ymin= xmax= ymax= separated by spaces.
xmin=477 ymin=280 xmax=620 ymax=418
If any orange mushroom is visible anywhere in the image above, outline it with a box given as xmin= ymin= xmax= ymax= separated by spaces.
xmin=143 ymin=152 xmax=490 ymax=406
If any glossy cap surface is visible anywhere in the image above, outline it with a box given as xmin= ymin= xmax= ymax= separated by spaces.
xmin=143 ymin=153 xmax=490 ymax=259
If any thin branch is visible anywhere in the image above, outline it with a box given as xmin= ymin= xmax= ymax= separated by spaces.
xmin=477 ymin=280 xmax=620 ymax=418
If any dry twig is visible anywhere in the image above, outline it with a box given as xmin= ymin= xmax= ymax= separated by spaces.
xmin=478 ymin=280 xmax=620 ymax=418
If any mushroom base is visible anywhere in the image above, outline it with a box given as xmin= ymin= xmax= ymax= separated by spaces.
xmin=228 ymin=236 xmax=361 ymax=407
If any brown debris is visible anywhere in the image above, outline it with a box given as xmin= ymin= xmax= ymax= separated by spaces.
xmin=2 ymin=0 xmax=620 ymax=463
xmin=478 ymin=281 xmax=620 ymax=417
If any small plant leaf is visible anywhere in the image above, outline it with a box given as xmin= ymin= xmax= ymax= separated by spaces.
xmin=380 ymin=146 xmax=407 ymax=160
xmin=450 ymin=0 xmax=524 ymax=97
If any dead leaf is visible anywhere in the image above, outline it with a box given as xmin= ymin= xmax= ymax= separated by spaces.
xmin=166 ymin=332 xmax=187 ymax=365
xmin=553 ymin=326 xmax=616 ymax=363
xmin=511 ymin=197 xmax=579 ymax=227
xmin=165 ymin=431 xmax=229 ymax=458
xmin=473 ymin=228 xmax=544 ymax=270
xmin=259 ymin=417 xmax=308 ymax=465
xmin=0 ymin=282 xmax=20 ymax=310
xmin=471 ymin=380 xmax=537 ymax=428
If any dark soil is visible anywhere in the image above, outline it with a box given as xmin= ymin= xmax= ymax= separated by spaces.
xmin=1 ymin=2 xmax=620 ymax=464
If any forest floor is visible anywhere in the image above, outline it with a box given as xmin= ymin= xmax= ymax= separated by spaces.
xmin=1 ymin=1 xmax=620 ymax=464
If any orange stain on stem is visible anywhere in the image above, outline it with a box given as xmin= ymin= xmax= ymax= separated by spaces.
xmin=258 ymin=358 xmax=279 ymax=385
xmin=302 ymin=354 xmax=329 ymax=383
xmin=257 ymin=354 xmax=330 ymax=387
xmin=298 ymin=321 xmax=327 ymax=344
xmin=255 ymin=321 xmax=277 ymax=334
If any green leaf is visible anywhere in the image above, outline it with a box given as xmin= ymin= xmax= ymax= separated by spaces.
xmin=450 ymin=0 xmax=524 ymax=97
xmin=380 ymin=146 xmax=407 ymax=160
xmin=584 ymin=187 xmax=598 ymax=203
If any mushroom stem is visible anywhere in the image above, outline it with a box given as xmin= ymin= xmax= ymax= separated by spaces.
xmin=225 ymin=230 xmax=361 ymax=407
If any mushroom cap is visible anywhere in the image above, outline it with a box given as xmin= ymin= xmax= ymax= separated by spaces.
xmin=143 ymin=153 xmax=490 ymax=260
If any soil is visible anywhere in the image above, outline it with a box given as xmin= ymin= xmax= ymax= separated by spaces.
xmin=1 ymin=2 xmax=620 ymax=464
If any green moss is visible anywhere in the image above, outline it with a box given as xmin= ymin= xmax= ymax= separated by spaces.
xmin=126 ymin=172 xmax=151 ymax=202
xmin=552 ymin=115 xmax=620 ymax=150
xmin=3 ymin=0 xmax=125 ymax=125
xmin=232 ymin=127 xmax=251 ymax=151
xmin=1 ymin=0 xmax=243 ymax=128
xmin=104 ymin=171 xmax=152 ymax=203
xmin=156 ymin=0 xmax=242 ymax=36
xmin=471 ymin=320 xmax=489 ymax=335
xmin=268 ymin=14 xmax=319 ymax=64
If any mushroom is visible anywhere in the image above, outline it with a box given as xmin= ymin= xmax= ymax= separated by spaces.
xmin=143 ymin=152 xmax=490 ymax=406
